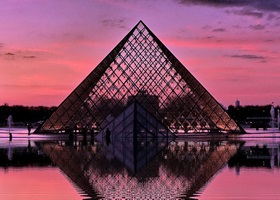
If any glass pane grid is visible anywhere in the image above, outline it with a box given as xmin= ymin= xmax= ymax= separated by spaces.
xmin=37 ymin=21 xmax=242 ymax=133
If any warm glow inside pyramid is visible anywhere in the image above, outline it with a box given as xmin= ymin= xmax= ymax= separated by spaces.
xmin=36 ymin=21 xmax=244 ymax=134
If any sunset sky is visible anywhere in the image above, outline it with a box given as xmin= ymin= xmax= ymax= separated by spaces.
xmin=1 ymin=0 xmax=280 ymax=107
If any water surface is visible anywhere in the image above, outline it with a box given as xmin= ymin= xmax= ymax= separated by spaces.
xmin=1 ymin=130 xmax=280 ymax=199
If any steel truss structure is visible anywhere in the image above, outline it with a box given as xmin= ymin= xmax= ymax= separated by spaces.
xmin=36 ymin=21 xmax=244 ymax=134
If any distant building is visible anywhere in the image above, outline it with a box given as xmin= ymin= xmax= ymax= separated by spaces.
xmin=235 ymin=100 xmax=240 ymax=107
xmin=127 ymin=90 xmax=159 ymax=115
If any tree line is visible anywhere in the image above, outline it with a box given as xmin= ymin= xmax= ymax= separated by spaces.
xmin=227 ymin=104 xmax=280 ymax=125
xmin=0 ymin=104 xmax=57 ymax=126
xmin=0 ymin=103 xmax=278 ymax=127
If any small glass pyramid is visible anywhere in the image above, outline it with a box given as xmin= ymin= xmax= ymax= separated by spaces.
xmin=95 ymin=101 xmax=175 ymax=173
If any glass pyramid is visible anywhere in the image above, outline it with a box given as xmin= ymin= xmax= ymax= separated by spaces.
xmin=36 ymin=21 xmax=244 ymax=134
xmin=95 ymin=101 xmax=175 ymax=173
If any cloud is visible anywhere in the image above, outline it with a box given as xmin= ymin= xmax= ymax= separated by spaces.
xmin=202 ymin=25 xmax=213 ymax=30
xmin=266 ymin=13 xmax=277 ymax=20
xmin=176 ymin=0 xmax=246 ymax=7
xmin=249 ymin=24 xmax=266 ymax=30
xmin=101 ymin=18 xmax=128 ymax=29
xmin=4 ymin=52 xmax=15 ymax=56
xmin=263 ymin=39 xmax=273 ymax=43
xmin=212 ymin=28 xmax=226 ymax=32
xmin=228 ymin=54 xmax=266 ymax=60
xmin=176 ymin=0 xmax=280 ymax=12
xmin=1 ymin=48 xmax=46 ymax=61
xmin=23 ymin=56 xmax=36 ymax=59
xmin=253 ymin=0 xmax=280 ymax=12
xmin=0 ymin=43 xmax=3 ymax=48
xmin=226 ymin=8 xmax=263 ymax=18
xmin=204 ymin=36 xmax=215 ymax=39
xmin=2 ymin=52 xmax=15 ymax=60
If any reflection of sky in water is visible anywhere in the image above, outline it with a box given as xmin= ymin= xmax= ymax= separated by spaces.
xmin=0 ymin=168 xmax=82 ymax=200
xmin=200 ymin=166 xmax=280 ymax=200
xmin=1 ymin=132 xmax=280 ymax=199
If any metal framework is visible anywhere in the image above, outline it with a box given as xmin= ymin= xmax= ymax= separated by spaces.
xmin=36 ymin=21 xmax=244 ymax=134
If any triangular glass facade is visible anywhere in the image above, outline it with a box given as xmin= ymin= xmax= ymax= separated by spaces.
xmin=95 ymin=101 xmax=175 ymax=173
xmin=97 ymin=101 xmax=174 ymax=139
xmin=36 ymin=21 xmax=244 ymax=134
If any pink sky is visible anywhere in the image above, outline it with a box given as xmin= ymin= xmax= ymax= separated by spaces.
xmin=0 ymin=0 xmax=280 ymax=107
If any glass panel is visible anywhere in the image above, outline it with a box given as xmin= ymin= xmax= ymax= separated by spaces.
xmin=37 ymin=21 xmax=242 ymax=134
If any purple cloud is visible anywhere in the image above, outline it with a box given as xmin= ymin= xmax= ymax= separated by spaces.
xmin=229 ymin=54 xmax=265 ymax=60
xmin=226 ymin=9 xmax=263 ymax=18
xmin=249 ymin=24 xmax=266 ymax=30
xmin=212 ymin=28 xmax=226 ymax=32
xmin=176 ymin=0 xmax=280 ymax=12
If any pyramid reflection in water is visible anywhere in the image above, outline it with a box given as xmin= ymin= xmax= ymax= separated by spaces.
xmin=36 ymin=21 xmax=243 ymax=134
xmin=41 ymin=138 xmax=241 ymax=199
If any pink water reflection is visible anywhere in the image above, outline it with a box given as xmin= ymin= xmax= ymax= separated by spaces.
xmin=0 ymin=167 xmax=82 ymax=200
xmin=199 ymin=166 xmax=280 ymax=200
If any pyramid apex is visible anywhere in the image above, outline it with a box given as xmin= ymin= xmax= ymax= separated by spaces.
xmin=135 ymin=20 xmax=148 ymax=28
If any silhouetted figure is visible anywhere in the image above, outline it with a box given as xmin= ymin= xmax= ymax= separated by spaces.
xmin=105 ymin=128 xmax=111 ymax=146
xmin=82 ymin=127 xmax=87 ymax=145
xmin=9 ymin=132 xmax=12 ymax=141
xmin=27 ymin=140 xmax=31 ymax=152
xmin=27 ymin=124 xmax=32 ymax=135
xmin=66 ymin=127 xmax=74 ymax=145
xmin=90 ymin=127 xmax=95 ymax=145
xmin=7 ymin=115 xmax=13 ymax=139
